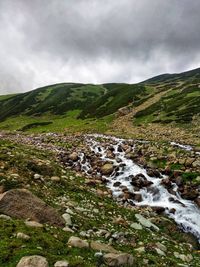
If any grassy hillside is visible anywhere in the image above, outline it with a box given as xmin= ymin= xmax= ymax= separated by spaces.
xmin=0 ymin=67 xmax=199 ymax=132
xmin=0 ymin=82 xmax=153 ymax=132
xmin=135 ymin=68 xmax=200 ymax=124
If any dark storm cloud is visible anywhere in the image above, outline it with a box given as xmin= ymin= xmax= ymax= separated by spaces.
xmin=0 ymin=0 xmax=200 ymax=94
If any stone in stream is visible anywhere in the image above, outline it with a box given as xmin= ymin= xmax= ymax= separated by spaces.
xmin=69 ymin=152 xmax=79 ymax=161
xmin=113 ymin=181 xmax=121 ymax=187
xmin=100 ymin=163 xmax=114 ymax=175
xmin=146 ymin=168 xmax=161 ymax=178
xmin=131 ymin=173 xmax=153 ymax=188
xmin=195 ymin=197 xmax=200 ymax=208
xmin=16 ymin=255 xmax=49 ymax=267
xmin=0 ymin=189 xmax=65 ymax=227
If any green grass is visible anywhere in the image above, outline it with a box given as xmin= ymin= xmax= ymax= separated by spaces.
xmin=0 ymin=111 xmax=114 ymax=133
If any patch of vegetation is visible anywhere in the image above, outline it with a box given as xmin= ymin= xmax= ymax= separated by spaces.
xmin=20 ymin=122 xmax=53 ymax=131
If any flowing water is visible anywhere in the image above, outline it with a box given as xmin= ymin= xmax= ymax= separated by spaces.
xmin=77 ymin=134 xmax=200 ymax=242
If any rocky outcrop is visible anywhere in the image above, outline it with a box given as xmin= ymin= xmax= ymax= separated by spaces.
xmin=0 ymin=189 xmax=65 ymax=227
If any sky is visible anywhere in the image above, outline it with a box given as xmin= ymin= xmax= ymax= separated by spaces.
xmin=0 ymin=0 xmax=200 ymax=94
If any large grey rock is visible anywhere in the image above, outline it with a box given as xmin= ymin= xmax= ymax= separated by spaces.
xmin=0 ymin=189 xmax=65 ymax=227
xmin=135 ymin=214 xmax=159 ymax=231
xmin=62 ymin=213 xmax=72 ymax=226
xmin=103 ymin=253 xmax=134 ymax=266
xmin=90 ymin=241 xmax=118 ymax=253
xmin=67 ymin=236 xmax=89 ymax=248
xmin=16 ymin=255 xmax=49 ymax=267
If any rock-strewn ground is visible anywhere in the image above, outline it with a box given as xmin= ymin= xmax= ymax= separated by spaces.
xmin=0 ymin=131 xmax=200 ymax=266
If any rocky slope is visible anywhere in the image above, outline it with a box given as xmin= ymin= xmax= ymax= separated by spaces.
xmin=0 ymin=131 xmax=200 ymax=266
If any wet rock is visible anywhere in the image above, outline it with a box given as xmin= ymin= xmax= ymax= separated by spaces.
xmin=132 ymin=193 xmax=142 ymax=202
xmin=0 ymin=189 xmax=65 ymax=227
xmin=147 ymin=169 xmax=161 ymax=178
xmin=113 ymin=181 xmax=121 ymax=187
xmin=195 ymin=197 xmax=200 ymax=207
xmin=67 ymin=236 xmax=89 ymax=248
xmin=16 ymin=255 xmax=48 ymax=267
xmin=103 ymin=253 xmax=134 ymax=267
xmin=131 ymin=173 xmax=153 ymax=188
xmin=100 ymin=163 xmax=114 ymax=175
xmin=151 ymin=206 xmax=165 ymax=214
xmin=161 ymin=178 xmax=172 ymax=188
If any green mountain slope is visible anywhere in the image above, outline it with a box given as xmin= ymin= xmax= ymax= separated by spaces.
xmin=0 ymin=67 xmax=199 ymax=132
xmin=0 ymin=82 xmax=149 ymax=121
xmin=135 ymin=67 xmax=200 ymax=124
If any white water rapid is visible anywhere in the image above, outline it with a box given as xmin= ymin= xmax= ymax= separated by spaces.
xmin=78 ymin=134 xmax=200 ymax=242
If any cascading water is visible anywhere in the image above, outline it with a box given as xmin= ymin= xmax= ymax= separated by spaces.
xmin=77 ymin=134 xmax=200 ymax=242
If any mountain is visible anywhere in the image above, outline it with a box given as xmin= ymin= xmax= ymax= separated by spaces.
xmin=135 ymin=67 xmax=200 ymax=123
xmin=0 ymin=67 xmax=199 ymax=132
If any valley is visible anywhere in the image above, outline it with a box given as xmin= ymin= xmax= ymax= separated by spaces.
xmin=0 ymin=67 xmax=200 ymax=266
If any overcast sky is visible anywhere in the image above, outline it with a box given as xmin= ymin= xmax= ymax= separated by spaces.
xmin=0 ymin=0 xmax=200 ymax=94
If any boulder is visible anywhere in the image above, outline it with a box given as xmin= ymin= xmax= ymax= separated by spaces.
xmin=100 ymin=163 xmax=114 ymax=175
xmin=16 ymin=232 xmax=30 ymax=240
xmin=16 ymin=255 xmax=48 ymax=267
xmin=90 ymin=241 xmax=118 ymax=253
xmin=69 ymin=152 xmax=78 ymax=161
xmin=103 ymin=253 xmax=134 ymax=267
xmin=135 ymin=214 xmax=159 ymax=231
xmin=0 ymin=189 xmax=65 ymax=227
xmin=67 ymin=236 xmax=89 ymax=248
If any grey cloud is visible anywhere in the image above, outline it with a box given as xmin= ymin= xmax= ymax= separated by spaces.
xmin=0 ymin=0 xmax=200 ymax=94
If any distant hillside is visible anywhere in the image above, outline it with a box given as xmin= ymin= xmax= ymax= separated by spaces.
xmin=0 ymin=82 xmax=149 ymax=121
xmin=135 ymin=67 xmax=200 ymax=123
xmin=0 ymin=67 xmax=199 ymax=132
